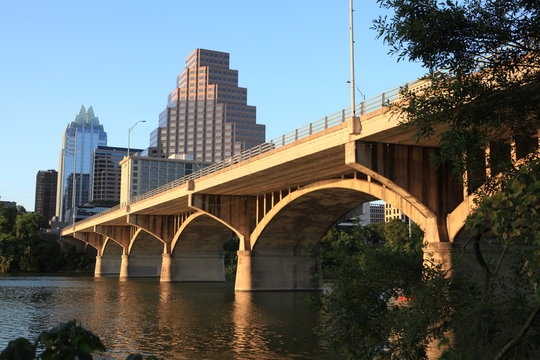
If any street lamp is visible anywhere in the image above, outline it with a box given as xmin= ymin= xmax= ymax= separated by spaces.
xmin=72 ymin=128 xmax=78 ymax=226
xmin=349 ymin=0 xmax=357 ymax=118
xmin=127 ymin=120 xmax=146 ymax=157
xmin=126 ymin=120 xmax=146 ymax=205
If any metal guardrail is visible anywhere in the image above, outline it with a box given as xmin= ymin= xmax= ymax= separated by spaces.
xmin=76 ymin=76 xmax=430 ymax=225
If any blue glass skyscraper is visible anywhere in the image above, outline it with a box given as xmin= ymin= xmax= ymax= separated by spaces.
xmin=55 ymin=105 xmax=107 ymax=222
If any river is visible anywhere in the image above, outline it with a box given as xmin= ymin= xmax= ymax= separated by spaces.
xmin=0 ymin=275 xmax=326 ymax=359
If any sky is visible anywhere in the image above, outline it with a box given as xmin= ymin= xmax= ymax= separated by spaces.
xmin=0 ymin=0 xmax=426 ymax=211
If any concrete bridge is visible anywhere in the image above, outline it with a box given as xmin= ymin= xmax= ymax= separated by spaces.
xmin=61 ymin=77 xmax=535 ymax=291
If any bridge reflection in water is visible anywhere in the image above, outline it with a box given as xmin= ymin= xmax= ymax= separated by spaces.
xmin=0 ymin=276 xmax=323 ymax=359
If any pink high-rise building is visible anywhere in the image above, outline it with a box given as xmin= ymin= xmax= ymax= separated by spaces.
xmin=149 ymin=49 xmax=265 ymax=162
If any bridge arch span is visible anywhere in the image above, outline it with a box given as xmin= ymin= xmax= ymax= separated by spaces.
xmin=251 ymin=178 xmax=436 ymax=251
xmin=102 ymin=237 xmax=124 ymax=256
xmin=168 ymin=212 xmax=234 ymax=282
xmin=171 ymin=212 xmax=238 ymax=253
xmin=126 ymin=228 xmax=163 ymax=277
xmin=98 ymin=237 xmax=124 ymax=276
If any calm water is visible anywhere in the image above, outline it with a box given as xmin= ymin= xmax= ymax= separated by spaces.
xmin=0 ymin=275 xmax=325 ymax=359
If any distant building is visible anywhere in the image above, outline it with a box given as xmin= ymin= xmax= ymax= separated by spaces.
xmin=120 ymin=155 xmax=211 ymax=203
xmin=35 ymin=169 xmax=57 ymax=220
xmin=91 ymin=146 xmax=142 ymax=204
xmin=149 ymin=48 xmax=266 ymax=162
xmin=0 ymin=201 xmax=16 ymax=209
xmin=56 ymin=105 xmax=107 ymax=222
xmin=385 ymin=203 xmax=410 ymax=223
xmin=342 ymin=202 xmax=385 ymax=226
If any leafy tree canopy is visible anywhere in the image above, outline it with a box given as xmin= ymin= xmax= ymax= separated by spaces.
xmin=373 ymin=0 xmax=540 ymax=178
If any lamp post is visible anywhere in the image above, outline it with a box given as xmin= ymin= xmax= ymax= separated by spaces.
xmin=127 ymin=120 xmax=146 ymax=158
xmin=72 ymin=128 xmax=78 ymax=226
xmin=349 ymin=0 xmax=357 ymax=118
xmin=126 ymin=120 xmax=145 ymax=205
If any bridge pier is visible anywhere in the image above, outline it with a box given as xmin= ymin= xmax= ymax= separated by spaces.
xmin=119 ymin=254 xmax=129 ymax=280
xmin=160 ymin=253 xmax=172 ymax=282
xmin=235 ymin=249 xmax=316 ymax=291
xmin=95 ymin=255 xmax=122 ymax=277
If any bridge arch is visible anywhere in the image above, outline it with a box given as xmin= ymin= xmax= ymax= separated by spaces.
xmin=251 ymin=178 xmax=437 ymax=251
xmin=102 ymin=237 xmax=124 ymax=256
xmin=171 ymin=212 xmax=239 ymax=253
xmin=167 ymin=212 xmax=234 ymax=282
xmin=127 ymin=228 xmax=164 ymax=277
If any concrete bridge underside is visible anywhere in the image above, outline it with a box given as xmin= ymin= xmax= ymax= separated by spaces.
xmin=63 ymin=110 xmax=538 ymax=291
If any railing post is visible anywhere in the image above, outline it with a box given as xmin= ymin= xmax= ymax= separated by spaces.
xmin=382 ymin=92 xmax=386 ymax=107
xmin=282 ymin=134 xmax=285 ymax=146
xmin=325 ymin=116 xmax=328 ymax=128
xmin=360 ymin=102 xmax=364 ymax=115
xmin=295 ymin=129 xmax=298 ymax=141
xmin=309 ymin=123 xmax=312 ymax=135
xmin=342 ymin=109 xmax=345 ymax=122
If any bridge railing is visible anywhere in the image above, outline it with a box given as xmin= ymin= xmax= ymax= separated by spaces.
xmin=73 ymin=75 xmax=429 ymax=225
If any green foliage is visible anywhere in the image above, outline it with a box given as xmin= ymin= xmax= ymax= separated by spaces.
xmin=0 ymin=207 xmax=18 ymax=236
xmin=15 ymin=213 xmax=47 ymax=240
xmin=0 ymin=338 xmax=35 ymax=360
xmin=450 ymin=158 xmax=540 ymax=359
xmin=0 ymin=207 xmax=92 ymax=273
xmin=373 ymin=0 xmax=540 ymax=179
xmin=311 ymin=221 xmax=452 ymax=359
xmin=0 ymin=321 xmax=162 ymax=360
xmin=38 ymin=321 xmax=105 ymax=360
xmin=223 ymin=235 xmax=239 ymax=279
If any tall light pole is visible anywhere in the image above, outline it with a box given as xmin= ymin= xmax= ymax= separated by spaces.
xmin=72 ymin=128 xmax=77 ymax=226
xmin=127 ymin=120 xmax=146 ymax=157
xmin=349 ymin=0 xmax=357 ymax=117
xmin=126 ymin=120 xmax=145 ymax=205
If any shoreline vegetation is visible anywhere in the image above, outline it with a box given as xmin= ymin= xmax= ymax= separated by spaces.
xmin=0 ymin=206 xmax=94 ymax=274
xmin=0 ymin=320 xmax=159 ymax=360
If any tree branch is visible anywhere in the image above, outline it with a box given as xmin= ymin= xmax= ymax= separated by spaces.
xmin=493 ymin=302 xmax=540 ymax=360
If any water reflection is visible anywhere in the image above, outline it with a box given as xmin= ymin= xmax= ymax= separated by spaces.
xmin=0 ymin=276 xmax=323 ymax=359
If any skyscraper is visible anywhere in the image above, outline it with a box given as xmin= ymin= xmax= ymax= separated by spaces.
xmin=56 ymin=105 xmax=107 ymax=222
xmin=91 ymin=146 xmax=142 ymax=204
xmin=149 ymin=49 xmax=265 ymax=162
xmin=35 ymin=169 xmax=57 ymax=221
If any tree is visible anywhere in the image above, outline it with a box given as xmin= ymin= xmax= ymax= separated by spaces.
xmin=15 ymin=213 xmax=47 ymax=241
xmin=0 ymin=321 xmax=160 ymax=360
xmin=313 ymin=1 xmax=540 ymax=358
xmin=373 ymin=0 xmax=539 ymax=179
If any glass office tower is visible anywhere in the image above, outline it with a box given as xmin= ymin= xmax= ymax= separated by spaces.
xmin=55 ymin=105 xmax=107 ymax=222
xmin=149 ymin=49 xmax=266 ymax=162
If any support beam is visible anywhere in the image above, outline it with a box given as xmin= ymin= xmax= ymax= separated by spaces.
xmin=73 ymin=232 xmax=105 ymax=252
xmin=189 ymin=194 xmax=256 ymax=251
xmin=94 ymin=225 xmax=134 ymax=250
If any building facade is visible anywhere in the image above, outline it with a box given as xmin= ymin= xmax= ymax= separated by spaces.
xmin=120 ymin=155 xmax=211 ymax=203
xmin=35 ymin=169 xmax=57 ymax=220
xmin=91 ymin=146 xmax=142 ymax=204
xmin=56 ymin=105 xmax=107 ymax=222
xmin=341 ymin=202 xmax=385 ymax=226
xmin=385 ymin=203 xmax=410 ymax=223
xmin=149 ymin=48 xmax=266 ymax=162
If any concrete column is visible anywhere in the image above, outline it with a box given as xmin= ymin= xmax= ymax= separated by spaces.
xmin=119 ymin=254 xmax=129 ymax=281
xmin=94 ymin=255 xmax=103 ymax=278
xmin=235 ymin=250 xmax=253 ymax=291
xmin=423 ymin=241 xmax=456 ymax=359
xmin=160 ymin=253 xmax=172 ymax=282
xmin=235 ymin=249 xmax=317 ymax=291
xmin=423 ymin=241 xmax=455 ymax=278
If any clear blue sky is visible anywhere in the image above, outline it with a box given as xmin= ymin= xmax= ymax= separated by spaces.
xmin=0 ymin=0 xmax=425 ymax=211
